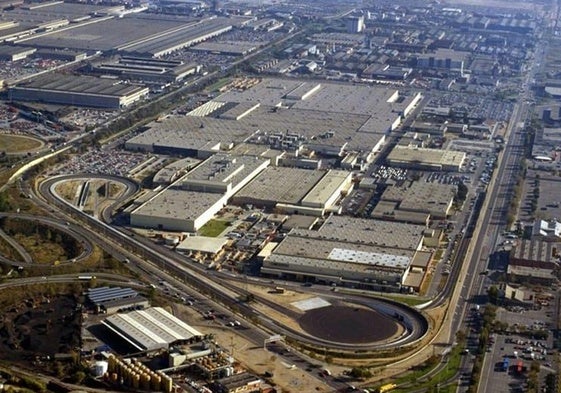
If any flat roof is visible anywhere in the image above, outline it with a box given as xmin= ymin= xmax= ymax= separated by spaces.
xmin=126 ymin=78 xmax=403 ymax=155
xmin=126 ymin=114 xmax=258 ymax=152
xmin=234 ymin=167 xmax=325 ymax=205
xmin=387 ymin=146 xmax=465 ymax=168
xmin=123 ymin=17 xmax=233 ymax=56
xmin=153 ymin=157 xmax=201 ymax=184
xmin=132 ymin=188 xmax=223 ymax=221
xmin=301 ymin=169 xmax=351 ymax=207
xmin=102 ymin=307 xmax=202 ymax=352
xmin=382 ymin=181 xmax=456 ymax=215
xmin=190 ymin=40 xmax=259 ymax=55
xmin=14 ymin=73 xmax=146 ymax=97
xmin=266 ymin=237 xmax=414 ymax=273
xmin=218 ymin=77 xmax=411 ymax=121
xmin=176 ymin=236 xmax=228 ymax=254
xmin=177 ymin=153 xmax=269 ymax=190
xmin=17 ymin=14 xmax=195 ymax=51
xmin=289 ymin=215 xmax=425 ymax=251
xmin=328 ymin=247 xmax=410 ymax=269
xmin=0 ymin=45 xmax=35 ymax=55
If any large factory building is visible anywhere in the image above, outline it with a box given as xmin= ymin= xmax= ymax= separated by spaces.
xmin=9 ymin=74 xmax=149 ymax=109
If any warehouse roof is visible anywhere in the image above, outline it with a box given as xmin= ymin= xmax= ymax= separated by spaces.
xmin=125 ymin=115 xmax=258 ymax=152
xmin=177 ymin=153 xmax=269 ymax=191
xmin=87 ymin=286 xmax=139 ymax=305
xmin=382 ymin=181 xmax=456 ymax=216
xmin=153 ymin=157 xmax=201 ymax=185
xmin=190 ymin=41 xmax=259 ymax=55
xmin=301 ymin=169 xmax=351 ymax=207
xmin=387 ymin=146 xmax=465 ymax=168
xmin=0 ymin=45 xmax=35 ymax=55
xmin=102 ymin=307 xmax=202 ymax=352
xmin=132 ymin=188 xmax=223 ymax=221
xmin=234 ymin=167 xmax=325 ymax=205
xmin=15 ymin=74 xmax=146 ymax=97
xmin=511 ymin=239 xmax=561 ymax=264
xmin=17 ymin=14 xmax=191 ymax=51
xmin=289 ymin=215 xmax=425 ymax=251
xmin=217 ymin=77 xmax=412 ymax=119
xmin=176 ymin=236 xmax=229 ymax=254
xmin=123 ymin=17 xmax=233 ymax=56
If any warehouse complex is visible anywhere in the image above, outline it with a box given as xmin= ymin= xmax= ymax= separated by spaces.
xmin=261 ymin=215 xmax=430 ymax=291
xmin=130 ymin=154 xmax=270 ymax=231
xmin=126 ymin=78 xmax=421 ymax=160
xmin=233 ymin=168 xmax=353 ymax=216
xmin=90 ymin=57 xmax=201 ymax=85
xmin=9 ymin=74 xmax=149 ymax=108
xmin=102 ymin=307 xmax=203 ymax=352
xmin=386 ymin=146 xmax=466 ymax=171
xmin=376 ymin=181 xmax=457 ymax=220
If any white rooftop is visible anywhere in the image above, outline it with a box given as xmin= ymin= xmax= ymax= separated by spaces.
xmin=102 ymin=307 xmax=202 ymax=351
xmin=328 ymin=248 xmax=410 ymax=269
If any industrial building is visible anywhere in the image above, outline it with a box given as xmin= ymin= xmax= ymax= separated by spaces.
xmin=126 ymin=78 xmax=421 ymax=160
xmin=232 ymin=167 xmax=352 ymax=216
xmin=176 ymin=236 xmax=229 ymax=260
xmin=417 ymin=49 xmax=469 ymax=74
xmin=153 ymin=157 xmax=201 ymax=186
xmin=378 ymin=181 xmax=457 ymax=220
xmin=507 ymin=240 xmax=560 ymax=285
xmin=130 ymin=189 xmax=226 ymax=232
xmin=371 ymin=200 xmax=431 ymax=225
xmin=211 ymin=372 xmax=262 ymax=393
xmin=102 ymin=307 xmax=203 ymax=352
xmin=345 ymin=15 xmax=364 ymax=33
xmin=9 ymin=74 xmax=149 ymax=109
xmin=0 ymin=45 xmax=36 ymax=61
xmin=386 ymin=146 xmax=466 ymax=171
xmin=120 ymin=17 xmax=234 ymax=57
xmin=87 ymin=286 xmax=149 ymax=315
xmin=262 ymin=215 xmax=428 ymax=291
xmin=90 ymin=56 xmax=201 ymax=85
xmin=190 ymin=41 xmax=258 ymax=56
xmin=130 ymin=154 xmax=270 ymax=232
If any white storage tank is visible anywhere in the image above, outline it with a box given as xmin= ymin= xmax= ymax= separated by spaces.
xmin=164 ymin=235 xmax=180 ymax=246
xmin=93 ymin=360 xmax=109 ymax=377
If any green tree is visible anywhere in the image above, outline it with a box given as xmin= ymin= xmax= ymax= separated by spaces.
xmin=70 ymin=371 xmax=86 ymax=384
xmin=488 ymin=286 xmax=499 ymax=304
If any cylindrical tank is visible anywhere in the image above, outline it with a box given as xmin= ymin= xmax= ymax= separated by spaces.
xmin=162 ymin=375 xmax=173 ymax=393
xmin=132 ymin=373 xmax=140 ymax=389
xmin=151 ymin=374 xmax=161 ymax=391
xmin=93 ymin=361 xmax=109 ymax=377
xmin=164 ymin=235 xmax=180 ymax=246
xmin=141 ymin=373 xmax=151 ymax=390
xmin=108 ymin=355 xmax=117 ymax=372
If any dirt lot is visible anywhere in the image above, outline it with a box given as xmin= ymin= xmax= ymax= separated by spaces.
xmin=173 ymin=303 xmax=332 ymax=393
xmin=0 ymin=293 xmax=80 ymax=362
xmin=0 ymin=134 xmax=44 ymax=154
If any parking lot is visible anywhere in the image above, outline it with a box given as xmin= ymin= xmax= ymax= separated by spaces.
xmin=53 ymin=148 xmax=151 ymax=176
xmin=478 ymin=294 xmax=558 ymax=393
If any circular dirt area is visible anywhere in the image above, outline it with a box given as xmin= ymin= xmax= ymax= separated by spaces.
xmin=0 ymin=134 xmax=43 ymax=154
xmin=299 ymin=305 xmax=399 ymax=344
